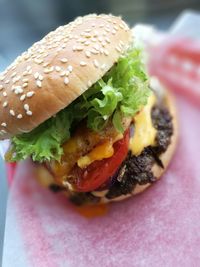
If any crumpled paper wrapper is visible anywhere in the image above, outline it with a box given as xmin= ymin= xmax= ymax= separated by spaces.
xmin=2 ymin=13 xmax=200 ymax=267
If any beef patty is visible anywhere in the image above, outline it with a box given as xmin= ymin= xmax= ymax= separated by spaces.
xmin=68 ymin=103 xmax=173 ymax=205
xmin=105 ymin=105 xmax=173 ymax=200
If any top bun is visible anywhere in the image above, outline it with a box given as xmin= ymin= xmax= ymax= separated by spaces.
xmin=0 ymin=14 xmax=131 ymax=140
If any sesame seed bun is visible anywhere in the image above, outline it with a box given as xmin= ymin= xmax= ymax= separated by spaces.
xmin=0 ymin=14 xmax=131 ymax=139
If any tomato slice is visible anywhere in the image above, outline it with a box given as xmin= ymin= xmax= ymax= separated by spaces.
xmin=70 ymin=130 xmax=130 ymax=192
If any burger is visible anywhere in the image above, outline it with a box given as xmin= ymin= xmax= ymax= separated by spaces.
xmin=0 ymin=14 xmax=177 ymax=205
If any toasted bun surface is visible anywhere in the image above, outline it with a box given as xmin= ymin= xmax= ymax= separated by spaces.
xmin=0 ymin=14 xmax=131 ymax=139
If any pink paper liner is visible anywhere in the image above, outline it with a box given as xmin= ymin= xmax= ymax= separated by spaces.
xmin=6 ymin=163 xmax=16 ymax=187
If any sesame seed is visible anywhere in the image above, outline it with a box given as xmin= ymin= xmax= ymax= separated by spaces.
xmin=13 ymin=77 xmax=19 ymax=84
xmin=23 ymin=71 xmax=28 ymax=76
xmin=23 ymin=83 xmax=28 ymax=88
xmin=64 ymin=77 xmax=69 ymax=85
xmin=27 ymin=91 xmax=35 ymax=98
xmin=17 ymin=114 xmax=23 ymax=119
xmin=102 ymin=41 xmax=106 ymax=47
xmin=26 ymin=111 xmax=32 ymax=116
xmin=91 ymin=49 xmax=99 ymax=55
xmin=24 ymin=54 xmax=29 ymax=60
xmin=3 ymin=92 xmax=7 ymax=97
xmin=36 ymin=80 xmax=42 ymax=88
xmin=114 ymin=26 xmax=119 ymax=31
xmin=85 ymin=28 xmax=91 ymax=32
xmin=20 ymin=94 xmax=26 ymax=101
xmin=93 ymin=30 xmax=98 ymax=36
xmin=68 ymin=65 xmax=73 ymax=72
xmin=99 ymin=24 xmax=104 ymax=28
xmin=26 ymin=66 xmax=31 ymax=71
xmin=98 ymin=37 xmax=103 ymax=42
xmin=10 ymin=110 xmax=15 ymax=116
xmin=44 ymin=66 xmax=54 ymax=73
xmin=94 ymin=44 xmax=100 ymax=51
xmin=88 ymin=80 xmax=92 ymax=87
xmin=11 ymin=72 xmax=17 ymax=78
xmin=3 ymin=102 xmax=7 ymax=108
xmin=91 ymin=37 xmax=97 ymax=42
xmin=18 ymin=87 xmax=23 ymax=93
xmin=85 ymin=51 xmax=91 ymax=58
xmin=105 ymin=37 xmax=111 ymax=43
xmin=5 ymin=80 xmax=10 ymax=84
xmin=84 ymin=33 xmax=92 ymax=38
xmin=1 ymin=122 xmax=7 ymax=127
xmin=115 ymin=46 xmax=121 ymax=52
xmin=34 ymin=72 xmax=39 ymax=79
xmin=0 ymin=85 xmax=3 ymax=91
xmin=43 ymin=62 xmax=50 ymax=67
xmin=104 ymin=49 xmax=109 ymax=56
xmin=0 ymin=76 xmax=5 ymax=81
xmin=84 ymin=40 xmax=90 ymax=46
xmin=76 ymin=46 xmax=83 ymax=51
xmin=55 ymin=66 xmax=61 ymax=72
xmin=24 ymin=104 xmax=29 ymax=111
xmin=60 ymin=58 xmax=68 ymax=63
xmin=0 ymin=130 xmax=6 ymax=134
xmin=101 ymin=64 xmax=106 ymax=70
xmin=11 ymin=85 xmax=16 ymax=91
xmin=66 ymin=70 xmax=70 ymax=76
xmin=60 ymin=71 xmax=66 ymax=77
xmin=80 ymin=61 xmax=87 ymax=66
xmin=23 ymin=78 xmax=28 ymax=82
xmin=34 ymin=58 xmax=43 ymax=64
xmin=39 ymin=75 xmax=43 ymax=81
xmin=93 ymin=59 xmax=99 ymax=68
xmin=78 ymin=38 xmax=85 ymax=43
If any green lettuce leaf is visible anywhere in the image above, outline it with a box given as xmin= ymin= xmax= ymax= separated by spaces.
xmin=9 ymin=46 xmax=151 ymax=162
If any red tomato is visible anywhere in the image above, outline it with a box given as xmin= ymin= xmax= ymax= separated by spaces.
xmin=71 ymin=130 xmax=130 ymax=192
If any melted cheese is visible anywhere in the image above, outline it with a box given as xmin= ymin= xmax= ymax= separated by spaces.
xmin=77 ymin=132 xmax=123 ymax=169
xmin=77 ymin=140 xmax=114 ymax=169
xmin=129 ymin=93 xmax=157 ymax=155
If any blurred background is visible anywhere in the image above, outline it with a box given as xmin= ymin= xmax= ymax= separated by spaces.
xmin=1 ymin=0 xmax=200 ymax=71
xmin=0 ymin=0 xmax=200 ymax=264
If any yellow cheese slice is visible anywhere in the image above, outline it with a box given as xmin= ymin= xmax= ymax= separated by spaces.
xmin=129 ymin=93 xmax=157 ymax=155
